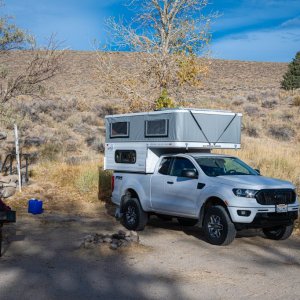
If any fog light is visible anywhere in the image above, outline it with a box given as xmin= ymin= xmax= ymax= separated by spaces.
xmin=237 ymin=210 xmax=251 ymax=217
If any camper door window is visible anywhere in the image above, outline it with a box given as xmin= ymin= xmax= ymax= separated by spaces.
xmin=145 ymin=119 xmax=168 ymax=137
xmin=110 ymin=122 xmax=129 ymax=138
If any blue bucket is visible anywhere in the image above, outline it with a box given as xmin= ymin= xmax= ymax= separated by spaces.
xmin=28 ymin=199 xmax=43 ymax=214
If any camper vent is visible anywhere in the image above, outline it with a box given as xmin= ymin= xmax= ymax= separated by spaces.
xmin=145 ymin=119 xmax=168 ymax=137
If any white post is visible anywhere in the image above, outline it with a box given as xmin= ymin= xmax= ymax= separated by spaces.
xmin=14 ymin=124 xmax=22 ymax=193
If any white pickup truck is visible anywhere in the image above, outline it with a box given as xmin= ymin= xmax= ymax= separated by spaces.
xmin=112 ymin=153 xmax=299 ymax=245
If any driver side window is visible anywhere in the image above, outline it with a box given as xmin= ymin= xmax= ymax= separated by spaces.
xmin=170 ymin=157 xmax=198 ymax=178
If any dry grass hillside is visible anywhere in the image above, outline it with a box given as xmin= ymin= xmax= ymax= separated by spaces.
xmin=0 ymin=51 xmax=299 ymax=215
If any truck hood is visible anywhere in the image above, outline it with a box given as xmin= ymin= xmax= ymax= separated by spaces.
xmin=213 ymin=175 xmax=295 ymax=190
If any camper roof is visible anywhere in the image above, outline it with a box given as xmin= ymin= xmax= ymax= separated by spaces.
xmin=105 ymin=107 xmax=242 ymax=119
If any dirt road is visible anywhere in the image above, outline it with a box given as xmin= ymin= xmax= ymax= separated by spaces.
xmin=0 ymin=207 xmax=299 ymax=300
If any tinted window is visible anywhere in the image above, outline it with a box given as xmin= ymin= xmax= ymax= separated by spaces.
xmin=115 ymin=150 xmax=136 ymax=164
xmin=158 ymin=157 xmax=172 ymax=175
xmin=145 ymin=119 xmax=168 ymax=137
xmin=170 ymin=157 xmax=198 ymax=177
xmin=111 ymin=122 xmax=129 ymax=137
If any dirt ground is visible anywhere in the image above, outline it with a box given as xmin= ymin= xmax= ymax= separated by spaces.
xmin=0 ymin=204 xmax=300 ymax=300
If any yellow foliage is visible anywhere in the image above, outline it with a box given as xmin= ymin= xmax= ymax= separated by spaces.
xmin=177 ymin=54 xmax=210 ymax=87
xmin=155 ymin=89 xmax=176 ymax=110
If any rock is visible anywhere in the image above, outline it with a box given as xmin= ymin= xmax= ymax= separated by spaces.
xmin=84 ymin=241 xmax=95 ymax=249
xmin=103 ymin=237 xmax=112 ymax=243
xmin=3 ymin=182 xmax=17 ymax=188
xmin=84 ymin=234 xmax=94 ymax=243
xmin=130 ymin=231 xmax=139 ymax=243
xmin=81 ymin=230 xmax=140 ymax=251
xmin=130 ymin=231 xmax=138 ymax=237
xmin=0 ymin=175 xmax=19 ymax=184
xmin=0 ymin=132 xmax=7 ymax=140
xmin=118 ymin=229 xmax=126 ymax=237
xmin=110 ymin=243 xmax=118 ymax=250
xmin=112 ymin=233 xmax=125 ymax=240
xmin=112 ymin=238 xmax=120 ymax=244
xmin=9 ymin=175 xmax=19 ymax=183
xmin=121 ymin=240 xmax=130 ymax=247
xmin=0 ymin=176 xmax=12 ymax=184
xmin=1 ymin=186 xmax=16 ymax=198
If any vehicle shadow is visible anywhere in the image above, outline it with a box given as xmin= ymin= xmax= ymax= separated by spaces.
xmin=146 ymin=216 xmax=207 ymax=242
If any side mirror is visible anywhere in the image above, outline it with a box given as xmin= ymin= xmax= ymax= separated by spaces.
xmin=255 ymin=169 xmax=261 ymax=175
xmin=181 ymin=169 xmax=198 ymax=179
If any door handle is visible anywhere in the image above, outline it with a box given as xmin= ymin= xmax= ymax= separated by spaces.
xmin=167 ymin=181 xmax=174 ymax=184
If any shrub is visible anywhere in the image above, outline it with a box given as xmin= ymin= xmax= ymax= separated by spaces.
xmin=268 ymin=125 xmax=295 ymax=141
xmin=96 ymin=103 xmax=122 ymax=118
xmin=281 ymin=112 xmax=294 ymax=121
xmin=244 ymin=105 xmax=260 ymax=116
xmin=293 ymin=96 xmax=300 ymax=106
xmin=247 ymin=94 xmax=259 ymax=103
xmin=242 ymin=121 xmax=259 ymax=138
xmin=232 ymin=99 xmax=244 ymax=106
xmin=261 ymin=99 xmax=278 ymax=109
xmin=40 ymin=142 xmax=62 ymax=161
xmin=98 ymin=169 xmax=112 ymax=201
xmin=81 ymin=112 xmax=99 ymax=126
xmin=155 ymin=89 xmax=175 ymax=110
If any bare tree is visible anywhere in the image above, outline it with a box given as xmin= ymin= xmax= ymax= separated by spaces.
xmin=97 ymin=0 xmax=217 ymax=111
xmin=0 ymin=37 xmax=64 ymax=104
xmin=0 ymin=2 xmax=65 ymax=122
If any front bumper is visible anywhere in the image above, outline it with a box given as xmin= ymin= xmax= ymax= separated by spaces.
xmin=227 ymin=204 xmax=299 ymax=227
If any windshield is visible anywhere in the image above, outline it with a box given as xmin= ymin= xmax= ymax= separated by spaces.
xmin=194 ymin=156 xmax=258 ymax=177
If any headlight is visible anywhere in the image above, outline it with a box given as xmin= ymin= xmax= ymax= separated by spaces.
xmin=233 ymin=189 xmax=258 ymax=198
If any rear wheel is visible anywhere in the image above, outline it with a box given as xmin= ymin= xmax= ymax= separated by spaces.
xmin=203 ymin=206 xmax=236 ymax=246
xmin=122 ymin=198 xmax=148 ymax=231
xmin=177 ymin=217 xmax=198 ymax=227
xmin=262 ymin=224 xmax=294 ymax=240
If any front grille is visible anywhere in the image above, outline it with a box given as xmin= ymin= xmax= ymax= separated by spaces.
xmin=255 ymin=189 xmax=296 ymax=205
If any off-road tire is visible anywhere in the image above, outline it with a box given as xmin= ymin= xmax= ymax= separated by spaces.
xmin=203 ymin=206 xmax=236 ymax=246
xmin=262 ymin=224 xmax=294 ymax=240
xmin=121 ymin=198 xmax=148 ymax=231
xmin=177 ymin=217 xmax=198 ymax=227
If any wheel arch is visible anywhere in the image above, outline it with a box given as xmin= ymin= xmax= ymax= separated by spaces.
xmin=199 ymin=196 xmax=231 ymax=227
xmin=120 ymin=188 xmax=141 ymax=212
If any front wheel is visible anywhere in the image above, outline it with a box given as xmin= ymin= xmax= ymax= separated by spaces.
xmin=262 ymin=224 xmax=294 ymax=240
xmin=121 ymin=198 xmax=148 ymax=231
xmin=203 ymin=206 xmax=236 ymax=246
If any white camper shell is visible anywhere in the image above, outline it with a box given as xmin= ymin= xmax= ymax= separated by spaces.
xmin=104 ymin=108 xmax=242 ymax=173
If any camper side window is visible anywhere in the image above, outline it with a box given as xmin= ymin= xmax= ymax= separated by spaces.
xmin=115 ymin=150 xmax=136 ymax=164
xmin=110 ymin=122 xmax=129 ymax=138
xmin=145 ymin=119 xmax=168 ymax=137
